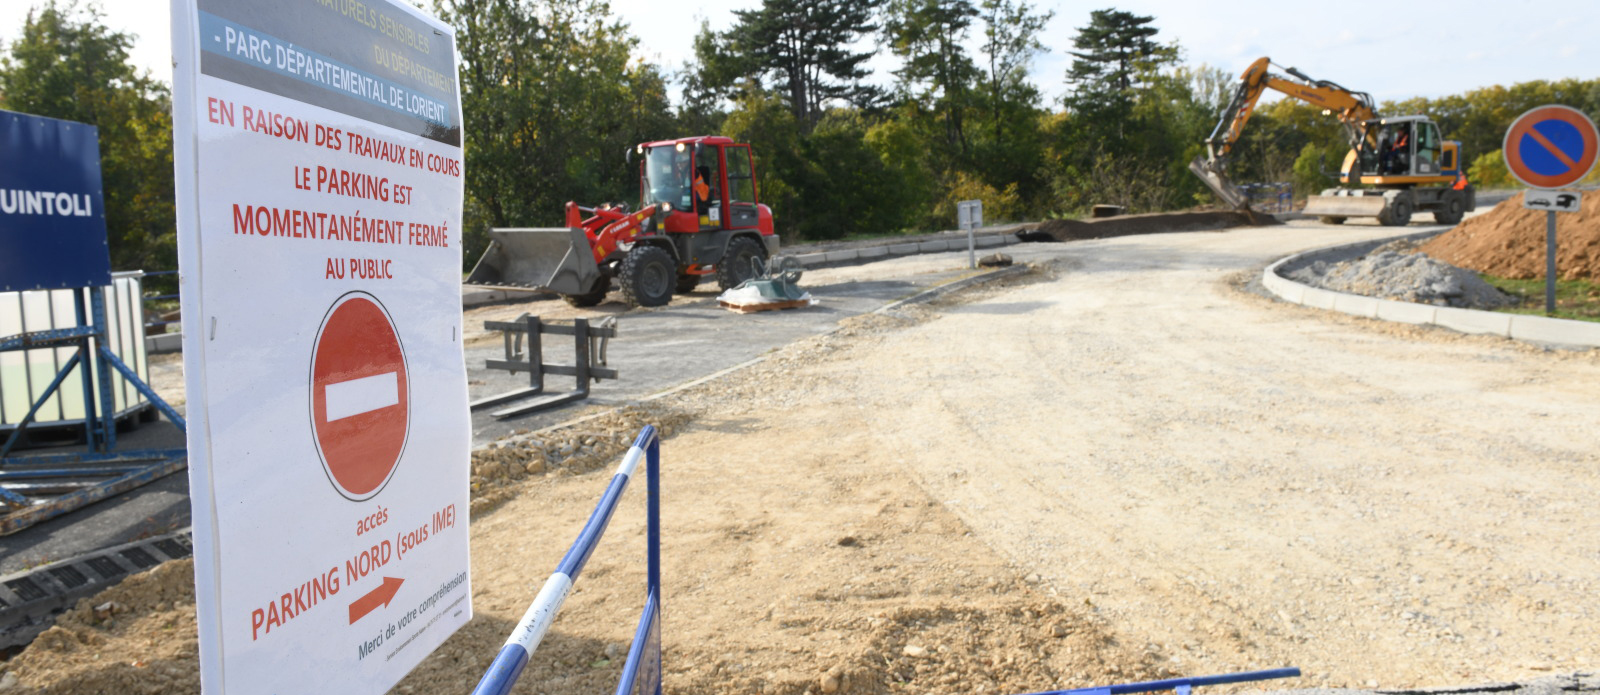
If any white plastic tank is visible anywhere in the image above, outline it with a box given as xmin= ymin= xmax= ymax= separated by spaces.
xmin=0 ymin=271 xmax=151 ymax=430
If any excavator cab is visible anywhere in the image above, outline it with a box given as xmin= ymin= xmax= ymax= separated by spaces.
xmin=1348 ymin=118 xmax=1447 ymax=180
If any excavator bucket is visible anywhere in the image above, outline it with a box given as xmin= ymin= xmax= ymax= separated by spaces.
xmin=465 ymin=227 xmax=600 ymax=295
xmin=1188 ymin=156 xmax=1250 ymax=210
xmin=1303 ymin=192 xmax=1386 ymax=219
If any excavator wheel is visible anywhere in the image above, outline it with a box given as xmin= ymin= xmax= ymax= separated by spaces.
xmin=1434 ymin=194 xmax=1465 ymax=226
xmin=717 ymin=236 xmax=768 ymax=291
xmin=675 ymin=271 xmax=701 ymax=294
xmin=1378 ymin=197 xmax=1413 ymax=227
xmin=1318 ymin=216 xmax=1347 ymax=225
xmin=561 ymin=275 xmax=611 ymax=308
xmin=619 ymin=245 xmax=676 ymax=307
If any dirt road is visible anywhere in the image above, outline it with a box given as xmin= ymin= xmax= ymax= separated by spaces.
xmin=9 ymin=221 xmax=1597 ymax=693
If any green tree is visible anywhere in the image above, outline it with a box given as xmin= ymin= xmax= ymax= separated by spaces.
xmin=724 ymin=0 xmax=883 ymax=129
xmin=436 ymin=0 xmax=673 ymax=266
xmin=0 ymin=0 xmax=175 ymax=274
xmin=1468 ymin=149 xmax=1513 ymax=188
xmin=884 ymin=0 xmax=981 ymax=159
xmin=1062 ymin=8 xmax=1175 ymax=139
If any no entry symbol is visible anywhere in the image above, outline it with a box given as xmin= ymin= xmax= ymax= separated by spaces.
xmin=309 ymin=291 xmax=409 ymax=501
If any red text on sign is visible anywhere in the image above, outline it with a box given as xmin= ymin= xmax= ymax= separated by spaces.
xmin=250 ymin=567 xmax=340 ymax=641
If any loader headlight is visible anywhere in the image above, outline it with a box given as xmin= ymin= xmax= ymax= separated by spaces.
xmin=675 ymin=142 xmax=686 ymax=152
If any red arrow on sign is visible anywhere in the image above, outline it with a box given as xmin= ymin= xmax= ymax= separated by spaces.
xmin=347 ymin=576 xmax=404 ymax=625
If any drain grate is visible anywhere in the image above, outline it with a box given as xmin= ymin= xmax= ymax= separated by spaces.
xmin=47 ymin=566 xmax=88 ymax=590
xmin=85 ymin=556 xmax=126 ymax=580
xmin=152 ymin=538 xmax=190 ymax=558
xmin=4 ymin=578 xmax=47 ymax=603
xmin=120 ymin=547 xmax=158 ymax=569
xmin=0 ymin=529 xmax=194 ymax=650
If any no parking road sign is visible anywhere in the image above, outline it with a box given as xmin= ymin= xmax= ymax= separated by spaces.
xmin=1503 ymin=105 xmax=1598 ymax=189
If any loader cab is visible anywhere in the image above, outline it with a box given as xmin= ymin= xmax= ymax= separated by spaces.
xmin=637 ymin=137 xmax=770 ymax=236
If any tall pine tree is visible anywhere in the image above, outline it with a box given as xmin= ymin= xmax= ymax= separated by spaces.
xmin=724 ymin=0 xmax=883 ymax=129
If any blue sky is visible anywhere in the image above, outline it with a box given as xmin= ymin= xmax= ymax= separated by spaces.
xmin=3 ymin=1 xmax=1596 ymax=107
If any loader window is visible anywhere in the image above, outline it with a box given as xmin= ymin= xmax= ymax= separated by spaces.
xmin=644 ymin=145 xmax=693 ymax=212
xmin=726 ymin=146 xmax=755 ymax=204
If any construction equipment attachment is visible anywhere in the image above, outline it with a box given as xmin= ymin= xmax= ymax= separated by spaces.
xmin=1187 ymin=156 xmax=1249 ymax=210
xmin=466 ymin=227 xmax=600 ymax=295
xmin=470 ymin=315 xmax=618 ymax=419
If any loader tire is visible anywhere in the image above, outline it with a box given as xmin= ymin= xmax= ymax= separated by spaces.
xmin=620 ymin=245 xmax=675 ymax=307
xmin=1434 ymin=194 xmax=1465 ymax=225
xmin=561 ymin=275 xmax=611 ymax=307
xmin=1378 ymin=197 xmax=1413 ymax=227
xmin=675 ymin=272 xmax=701 ymax=294
xmin=1319 ymin=216 xmax=1347 ymax=225
xmin=717 ymin=236 xmax=768 ymax=291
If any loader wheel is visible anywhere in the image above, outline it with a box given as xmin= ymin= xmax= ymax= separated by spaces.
xmin=1319 ymin=216 xmax=1347 ymax=225
xmin=1434 ymin=194 xmax=1465 ymax=225
xmin=675 ymin=272 xmax=701 ymax=294
xmin=561 ymin=275 xmax=611 ymax=308
xmin=619 ymin=245 xmax=675 ymax=307
xmin=1378 ymin=197 xmax=1413 ymax=227
xmin=717 ymin=236 xmax=768 ymax=291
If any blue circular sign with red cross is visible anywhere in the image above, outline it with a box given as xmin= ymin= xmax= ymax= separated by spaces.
xmin=1503 ymin=105 xmax=1599 ymax=189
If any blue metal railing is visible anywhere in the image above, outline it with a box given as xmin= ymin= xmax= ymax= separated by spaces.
xmin=1017 ymin=668 xmax=1301 ymax=695
xmin=471 ymin=425 xmax=662 ymax=695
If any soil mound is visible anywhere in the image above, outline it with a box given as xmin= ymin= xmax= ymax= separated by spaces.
xmin=1022 ymin=209 xmax=1279 ymax=242
xmin=1418 ymin=192 xmax=1600 ymax=280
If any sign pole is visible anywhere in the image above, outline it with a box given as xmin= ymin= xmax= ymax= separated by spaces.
xmin=1545 ymin=210 xmax=1557 ymax=315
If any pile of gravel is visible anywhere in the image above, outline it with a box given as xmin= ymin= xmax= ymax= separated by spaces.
xmin=1286 ymin=250 xmax=1513 ymax=309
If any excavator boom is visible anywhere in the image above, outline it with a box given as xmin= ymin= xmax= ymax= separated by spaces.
xmin=1192 ymin=57 xmax=1377 ymax=209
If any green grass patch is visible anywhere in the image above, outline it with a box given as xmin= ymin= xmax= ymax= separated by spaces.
xmin=1482 ymin=274 xmax=1600 ymax=322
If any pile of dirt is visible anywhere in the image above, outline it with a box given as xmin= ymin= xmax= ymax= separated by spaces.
xmin=1021 ymin=209 xmax=1280 ymax=242
xmin=1286 ymin=247 xmax=1513 ymax=309
xmin=1418 ymin=192 xmax=1600 ymax=280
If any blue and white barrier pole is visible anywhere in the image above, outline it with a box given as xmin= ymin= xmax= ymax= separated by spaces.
xmin=1017 ymin=667 xmax=1301 ymax=695
xmin=471 ymin=425 xmax=662 ymax=695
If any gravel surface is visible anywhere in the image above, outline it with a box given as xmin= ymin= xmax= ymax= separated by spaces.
xmin=1286 ymin=246 xmax=1513 ymax=308
xmin=7 ymin=219 xmax=1596 ymax=693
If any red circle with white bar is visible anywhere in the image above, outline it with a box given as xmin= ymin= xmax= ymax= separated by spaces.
xmin=309 ymin=291 xmax=409 ymax=500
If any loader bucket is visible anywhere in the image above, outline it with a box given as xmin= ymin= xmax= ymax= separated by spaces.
xmin=1303 ymin=193 xmax=1386 ymax=219
xmin=465 ymin=227 xmax=600 ymax=295
xmin=1188 ymin=156 xmax=1250 ymax=210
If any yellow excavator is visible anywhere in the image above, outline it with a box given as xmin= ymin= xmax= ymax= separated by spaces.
xmin=1190 ymin=57 xmax=1474 ymax=226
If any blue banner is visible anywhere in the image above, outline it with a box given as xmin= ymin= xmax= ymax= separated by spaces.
xmin=0 ymin=109 xmax=112 ymax=291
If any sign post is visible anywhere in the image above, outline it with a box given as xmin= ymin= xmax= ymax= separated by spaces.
xmin=1503 ymin=104 xmax=1598 ymax=315
xmin=171 ymin=1 xmax=470 ymax=692
xmin=958 ymin=199 xmax=984 ymax=269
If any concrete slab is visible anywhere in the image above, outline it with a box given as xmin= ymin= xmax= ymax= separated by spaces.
xmin=794 ymin=252 xmax=828 ymax=267
xmin=1435 ymin=306 xmax=1513 ymax=336
xmin=918 ymin=240 xmax=950 ymax=253
xmin=888 ymin=243 xmax=920 ymax=255
xmin=974 ymin=236 xmax=1002 ymax=248
xmin=823 ymin=250 xmax=859 ymax=263
xmin=1509 ymin=314 xmax=1600 ymax=347
xmin=857 ymin=246 xmax=889 ymax=259
xmin=146 ymin=332 xmax=183 ymax=354
xmin=1375 ymin=299 xmax=1437 ymax=325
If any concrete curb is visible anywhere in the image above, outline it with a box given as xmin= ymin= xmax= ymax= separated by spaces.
xmin=1264 ymin=235 xmax=1600 ymax=349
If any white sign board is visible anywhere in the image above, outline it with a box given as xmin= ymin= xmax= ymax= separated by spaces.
xmin=171 ymin=0 xmax=470 ymax=692
xmin=957 ymin=199 xmax=984 ymax=230
xmin=1523 ymin=189 xmax=1582 ymax=212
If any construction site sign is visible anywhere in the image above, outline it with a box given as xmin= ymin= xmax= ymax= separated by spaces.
xmin=0 ymin=110 xmax=111 ymax=292
xmin=170 ymin=0 xmax=469 ymax=692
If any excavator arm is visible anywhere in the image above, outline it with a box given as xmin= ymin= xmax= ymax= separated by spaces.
xmin=1190 ymin=57 xmax=1378 ymax=209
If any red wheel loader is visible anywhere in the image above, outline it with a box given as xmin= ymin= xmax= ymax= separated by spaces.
xmin=466 ymin=136 xmax=779 ymax=307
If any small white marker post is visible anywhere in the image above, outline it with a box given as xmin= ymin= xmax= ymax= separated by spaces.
xmin=957 ymin=199 xmax=983 ymax=269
